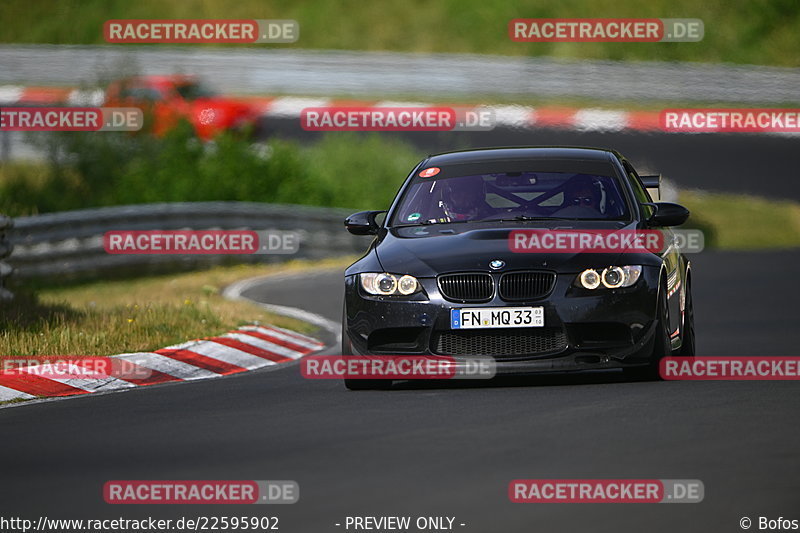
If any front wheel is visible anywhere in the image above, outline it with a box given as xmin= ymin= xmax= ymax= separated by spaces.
xmin=344 ymin=378 xmax=393 ymax=390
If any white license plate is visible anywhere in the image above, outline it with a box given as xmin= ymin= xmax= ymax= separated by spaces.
xmin=450 ymin=307 xmax=544 ymax=329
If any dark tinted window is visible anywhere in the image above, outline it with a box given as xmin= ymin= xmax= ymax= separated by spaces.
xmin=119 ymin=86 xmax=163 ymax=101
xmin=174 ymin=81 xmax=217 ymax=101
xmin=391 ymin=170 xmax=630 ymax=225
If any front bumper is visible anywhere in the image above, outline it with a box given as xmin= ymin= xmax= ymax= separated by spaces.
xmin=343 ymin=268 xmax=661 ymax=373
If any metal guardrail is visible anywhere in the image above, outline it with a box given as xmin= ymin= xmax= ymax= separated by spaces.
xmin=0 ymin=129 xmax=10 ymax=163
xmin=6 ymin=202 xmax=371 ymax=280
xmin=3 ymin=188 xmax=680 ymax=282
xmin=0 ymin=214 xmax=13 ymax=300
xmin=2 ymin=45 xmax=800 ymax=104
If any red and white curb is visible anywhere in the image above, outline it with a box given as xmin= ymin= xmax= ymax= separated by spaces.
xmin=0 ymin=85 xmax=105 ymax=107
xmin=6 ymin=85 xmax=795 ymax=137
xmin=0 ymin=85 xmax=662 ymax=133
xmin=0 ymin=324 xmax=324 ymax=403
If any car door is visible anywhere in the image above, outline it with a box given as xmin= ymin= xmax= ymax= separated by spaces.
xmin=116 ymin=83 xmax=171 ymax=135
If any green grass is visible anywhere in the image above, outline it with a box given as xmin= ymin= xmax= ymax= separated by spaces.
xmin=0 ymin=257 xmax=354 ymax=358
xmin=2 ymin=129 xmax=800 ymax=252
xmin=680 ymin=189 xmax=800 ymax=250
xmin=0 ymin=129 xmax=420 ymax=217
xmin=0 ymin=0 xmax=799 ymax=66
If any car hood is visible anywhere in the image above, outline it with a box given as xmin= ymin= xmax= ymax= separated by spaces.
xmin=375 ymin=221 xmax=646 ymax=276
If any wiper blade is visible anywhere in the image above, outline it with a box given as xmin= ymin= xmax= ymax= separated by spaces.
xmin=392 ymin=221 xmax=435 ymax=228
xmin=392 ymin=218 xmax=483 ymax=228
xmin=484 ymin=216 xmax=580 ymax=222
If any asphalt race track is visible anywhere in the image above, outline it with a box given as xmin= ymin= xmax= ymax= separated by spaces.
xmin=2 ymin=116 xmax=799 ymax=531
xmin=2 ymin=246 xmax=799 ymax=532
xmin=261 ymin=118 xmax=800 ymax=201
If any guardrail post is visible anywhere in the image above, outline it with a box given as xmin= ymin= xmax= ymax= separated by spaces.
xmin=0 ymin=214 xmax=13 ymax=301
xmin=0 ymin=129 xmax=10 ymax=162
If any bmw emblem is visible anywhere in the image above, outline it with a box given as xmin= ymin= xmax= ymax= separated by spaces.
xmin=489 ymin=259 xmax=505 ymax=270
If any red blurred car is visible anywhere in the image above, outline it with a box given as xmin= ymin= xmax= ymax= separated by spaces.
xmin=105 ymin=75 xmax=259 ymax=140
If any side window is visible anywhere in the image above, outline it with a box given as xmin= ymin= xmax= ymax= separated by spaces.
xmin=121 ymin=86 xmax=162 ymax=101
xmin=622 ymin=160 xmax=655 ymax=219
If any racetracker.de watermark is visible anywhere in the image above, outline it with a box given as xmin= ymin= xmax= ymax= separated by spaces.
xmin=661 ymin=357 xmax=800 ymax=380
xmin=300 ymin=106 xmax=496 ymax=132
xmin=0 ymin=107 xmax=143 ymax=131
xmin=509 ymin=229 xmax=704 ymax=254
xmin=301 ymin=355 xmax=496 ymax=380
xmin=509 ymin=18 xmax=703 ymax=42
xmin=104 ymin=19 xmax=298 ymax=43
xmin=1 ymin=357 xmax=152 ymax=380
xmin=103 ymin=480 xmax=298 ymax=504
xmin=509 ymin=479 xmax=704 ymax=503
xmin=103 ymin=230 xmax=300 ymax=255
xmin=661 ymin=109 xmax=800 ymax=133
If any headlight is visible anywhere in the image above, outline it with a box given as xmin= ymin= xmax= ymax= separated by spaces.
xmin=360 ymin=273 xmax=421 ymax=296
xmin=576 ymin=266 xmax=642 ymax=289
xmin=579 ymin=269 xmax=601 ymax=289
xmin=602 ymin=266 xmax=625 ymax=288
xmin=198 ymin=108 xmax=218 ymax=125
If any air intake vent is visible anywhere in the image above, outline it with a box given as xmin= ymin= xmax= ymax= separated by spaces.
xmin=433 ymin=328 xmax=567 ymax=356
xmin=438 ymin=273 xmax=493 ymax=302
xmin=499 ymin=271 xmax=556 ymax=301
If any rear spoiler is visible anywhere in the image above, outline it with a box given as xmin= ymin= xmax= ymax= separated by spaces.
xmin=640 ymin=174 xmax=662 ymax=202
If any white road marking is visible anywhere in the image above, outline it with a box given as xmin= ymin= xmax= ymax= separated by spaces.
xmin=223 ymin=274 xmax=340 ymax=344
xmin=267 ymin=97 xmax=331 ymax=117
xmin=239 ymin=325 xmax=324 ymax=350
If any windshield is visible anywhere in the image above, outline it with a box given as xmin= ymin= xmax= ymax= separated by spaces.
xmin=174 ymin=81 xmax=218 ymax=101
xmin=390 ymin=170 xmax=630 ymax=226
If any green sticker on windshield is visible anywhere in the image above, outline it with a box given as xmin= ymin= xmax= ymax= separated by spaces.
xmin=407 ymin=212 xmax=421 ymax=221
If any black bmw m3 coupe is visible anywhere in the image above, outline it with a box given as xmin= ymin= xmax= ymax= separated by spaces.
xmin=342 ymin=147 xmax=694 ymax=389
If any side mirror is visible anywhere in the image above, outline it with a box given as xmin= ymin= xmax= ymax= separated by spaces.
xmin=645 ymin=202 xmax=690 ymax=227
xmin=344 ymin=210 xmax=386 ymax=235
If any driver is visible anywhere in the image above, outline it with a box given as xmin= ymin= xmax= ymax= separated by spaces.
xmin=441 ymin=176 xmax=492 ymax=221
xmin=555 ymin=175 xmax=603 ymax=216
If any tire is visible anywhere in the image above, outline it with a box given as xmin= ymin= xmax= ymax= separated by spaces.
xmin=679 ymin=278 xmax=695 ymax=357
xmin=340 ymin=303 xmax=351 ymax=355
xmin=341 ymin=303 xmax=392 ymax=391
xmin=344 ymin=378 xmax=392 ymax=390
xmin=625 ymin=279 xmax=671 ymax=381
